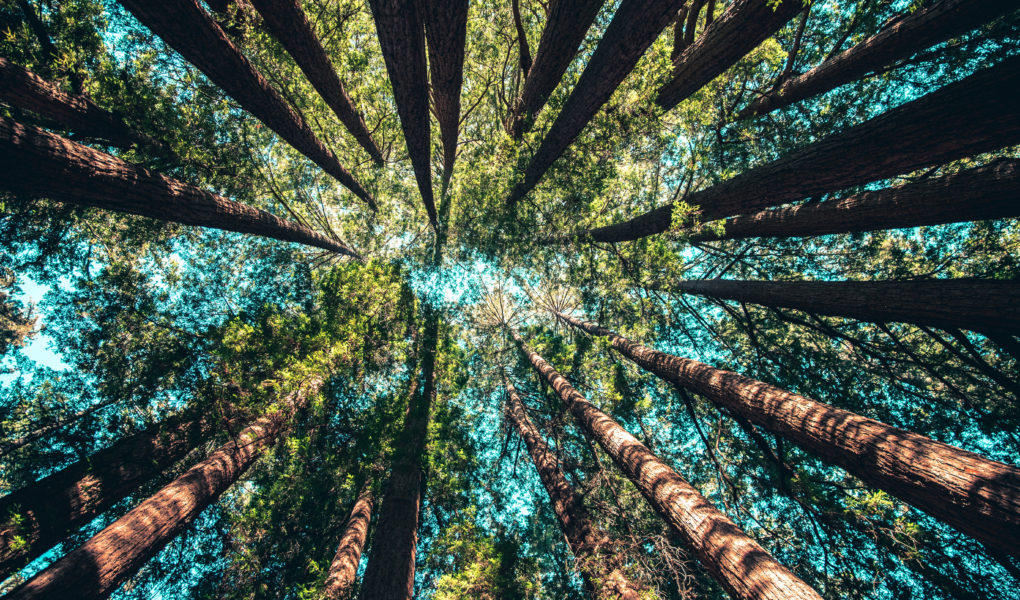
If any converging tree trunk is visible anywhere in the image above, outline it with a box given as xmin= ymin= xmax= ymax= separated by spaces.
xmin=322 ymin=485 xmax=375 ymax=600
xmin=0 ymin=117 xmax=360 ymax=258
xmin=553 ymin=311 xmax=1020 ymax=556
xmin=116 ymin=0 xmax=376 ymax=209
xmin=422 ymin=0 xmax=469 ymax=187
xmin=508 ymin=328 xmax=823 ymax=600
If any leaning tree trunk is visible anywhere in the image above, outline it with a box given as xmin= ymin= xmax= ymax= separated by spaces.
xmin=117 ymin=0 xmax=376 ymax=209
xmin=503 ymin=378 xmax=646 ymax=599
xmin=247 ymin=0 xmax=383 ymax=164
xmin=690 ymin=158 xmax=1020 ymax=241
xmin=581 ymin=55 xmax=1020 ymax=243
xmin=0 ymin=117 xmax=360 ymax=257
xmin=506 ymin=0 xmax=682 ymax=207
xmin=321 ymin=485 xmax=375 ymax=600
xmin=367 ymin=0 xmax=436 ymax=225
xmin=511 ymin=0 xmax=532 ymax=76
xmin=508 ymin=328 xmax=823 ymax=600
xmin=507 ymin=0 xmax=606 ymax=138
xmin=739 ymin=0 xmax=1018 ymax=117
xmin=656 ymin=0 xmax=804 ymax=110
xmin=554 ymin=311 xmax=1020 ymax=556
xmin=422 ymin=0 xmax=469 ymax=188
xmin=673 ymin=278 xmax=1020 ymax=336
xmin=681 ymin=0 xmax=704 ymax=46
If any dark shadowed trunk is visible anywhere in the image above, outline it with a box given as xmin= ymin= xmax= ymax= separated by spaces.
xmin=681 ymin=0 xmax=704 ymax=46
xmin=117 ymin=0 xmax=376 ymax=208
xmin=555 ymin=311 xmax=1020 ymax=556
xmin=511 ymin=0 xmax=532 ymax=76
xmin=672 ymin=6 xmax=689 ymax=60
xmin=321 ymin=485 xmax=375 ymax=600
xmin=509 ymin=328 xmax=823 ymax=600
xmin=0 ymin=117 xmax=360 ymax=257
xmin=422 ymin=0 xmax=469 ymax=186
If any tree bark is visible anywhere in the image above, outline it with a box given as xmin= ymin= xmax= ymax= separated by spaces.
xmin=581 ymin=55 xmax=1020 ymax=243
xmin=554 ymin=311 xmax=1020 ymax=557
xmin=117 ymin=0 xmax=376 ymax=209
xmin=509 ymin=328 xmax=823 ymax=600
xmin=511 ymin=0 xmax=533 ymax=77
xmin=321 ymin=485 xmax=375 ymax=600
xmin=671 ymin=7 xmax=689 ymax=60
xmin=506 ymin=0 xmax=682 ymax=207
xmin=422 ymin=0 xmax=469 ymax=187
xmin=739 ymin=0 xmax=1018 ymax=117
xmin=681 ymin=0 xmax=704 ymax=47
xmin=367 ymin=0 xmax=436 ymax=225
xmin=247 ymin=0 xmax=383 ymax=165
xmin=656 ymin=0 xmax=804 ymax=110
xmin=0 ymin=117 xmax=360 ymax=258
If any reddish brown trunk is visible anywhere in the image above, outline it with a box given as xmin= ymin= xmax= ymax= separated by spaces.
xmin=0 ymin=117 xmax=360 ymax=258
xmin=555 ymin=312 xmax=1020 ymax=557
xmin=740 ymin=0 xmax=1017 ymax=117
xmin=321 ymin=486 xmax=375 ymax=600
xmin=117 ymin=0 xmax=376 ymax=209
xmin=248 ymin=0 xmax=383 ymax=165
xmin=422 ymin=0 xmax=469 ymax=187
xmin=509 ymin=329 xmax=822 ymax=600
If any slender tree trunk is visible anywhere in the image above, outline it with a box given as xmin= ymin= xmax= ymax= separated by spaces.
xmin=509 ymin=328 xmax=823 ymax=600
xmin=511 ymin=0 xmax=533 ymax=76
xmin=690 ymin=158 xmax=1020 ymax=241
xmin=673 ymin=278 xmax=1020 ymax=335
xmin=117 ymin=0 xmax=376 ymax=209
xmin=581 ymin=55 xmax=1020 ymax=243
xmin=321 ymin=485 xmax=375 ymax=600
xmin=672 ymin=7 xmax=689 ymax=60
xmin=681 ymin=0 xmax=704 ymax=46
xmin=503 ymin=378 xmax=646 ymax=599
xmin=247 ymin=0 xmax=383 ymax=165
xmin=554 ymin=311 xmax=1020 ymax=556
xmin=506 ymin=0 xmax=682 ymax=207
xmin=422 ymin=0 xmax=469 ymax=187
xmin=0 ymin=117 xmax=360 ymax=258
xmin=367 ymin=0 xmax=436 ymax=225
xmin=704 ymin=0 xmax=715 ymax=25
xmin=657 ymin=0 xmax=804 ymax=110
xmin=740 ymin=0 xmax=1018 ymax=117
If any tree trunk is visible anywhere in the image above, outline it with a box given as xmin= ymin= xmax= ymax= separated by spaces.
xmin=509 ymin=328 xmax=823 ymax=600
xmin=422 ymin=0 xmax=469 ymax=187
xmin=739 ymin=0 xmax=1017 ymax=117
xmin=657 ymin=0 xmax=804 ymax=110
xmin=117 ymin=0 xmax=376 ymax=209
xmin=673 ymin=278 xmax=1020 ymax=335
xmin=247 ymin=0 xmax=383 ymax=165
xmin=671 ymin=7 xmax=689 ymax=60
xmin=681 ymin=0 xmax=704 ymax=47
xmin=503 ymin=378 xmax=646 ymax=599
xmin=0 ymin=117 xmax=360 ymax=258
xmin=506 ymin=0 xmax=682 ymax=207
xmin=511 ymin=0 xmax=533 ymax=76
xmin=582 ymin=55 xmax=1020 ymax=243
xmin=507 ymin=0 xmax=606 ymax=138
xmin=367 ymin=0 xmax=436 ymax=225
xmin=690 ymin=158 xmax=1020 ymax=241
xmin=321 ymin=485 xmax=375 ymax=600
xmin=554 ymin=311 xmax=1020 ymax=557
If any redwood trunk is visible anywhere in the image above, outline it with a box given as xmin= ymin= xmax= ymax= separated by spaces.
xmin=555 ymin=311 xmax=1020 ymax=556
xmin=740 ymin=0 xmax=1017 ymax=117
xmin=0 ymin=117 xmax=360 ymax=258
xmin=248 ymin=0 xmax=383 ymax=164
xmin=422 ymin=0 xmax=469 ymax=187
xmin=117 ymin=0 xmax=376 ymax=209
xmin=509 ymin=329 xmax=822 ymax=600
xmin=507 ymin=0 xmax=682 ymax=207
xmin=584 ymin=55 xmax=1020 ymax=243
xmin=322 ymin=486 xmax=375 ymax=600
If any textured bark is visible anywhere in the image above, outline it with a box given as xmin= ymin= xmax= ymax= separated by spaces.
xmin=556 ymin=312 xmax=1020 ymax=556
xmin=583 ymin=55 xmax=1020 ymax=243
xmin=509 ymin=329 xmax=822 ymax=600
xmin=248 ymin=0 xmax=383 ymax=164
xmin=117 ymin=0 xmax=376 ymax=209
xmin=322 ymin=486 xmax=374 ymax=600
xmin=0 ymin=117 xmax=360 ymax=258
xmin=422 ymin=0 xmax=469 ymax=186
xmin=506 ymin=0 xmax=682 ymax=206
xmin=368 ymin=0 xmax=436 ymax=225
xmin=656 ymin=0 xmax=804 ymax=110
xmin=740 ymin=0 xmax=1018 ymax=117
xmin=503 ymin=379 xmax=645 ymax=599
xmin=690 ymin=158 xmax=1020 ymax=241
xmin=674 ymin=278 xmax=1020 ymax=335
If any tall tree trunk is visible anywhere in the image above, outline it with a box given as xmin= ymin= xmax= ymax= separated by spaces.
xmin=507 ymin=0 xmax=605 ymax=138
xmin=657 ymin=0 xmax=804 ymax=110
xmin=322 ymin=485 xmax=375 ymax=600
xmin=681 ymin=0 xmax=704 ymax=46
xmin=553 ymin=311 xmax=1020 ymax=556
xmin=508 ymin=328 xmax=823 ymax=600
xmin=117 ymin=0 xmax=376 ymax=209
xmin=580 ymin=55 xmax=1020 ymax=243
xmin=739 ymin=0 xmax=1017 ymax=117
xmin=506 ymin=0 xmax=682 ymax=207
xmin=672 ymin=278 xmax=1020 ymax=335
xmin=503 ymin=378 xmax=646 ymax=599
xmin=367 ymin=0 xmax=436 ymax=225
xmin=511 ymin=0 xmax=533 ymax=76
xmin=690 ymin=158 xmax=1020 ymax=241
xmin=247 ymin=0 xmax=384 ymax=165
xmin=0 ymin=117 xmax=360 ymax=258
xmin=422 ymin=0 xmax=469 ymax=187
xmin=671 ymin=7 xmax=689 ymax=60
